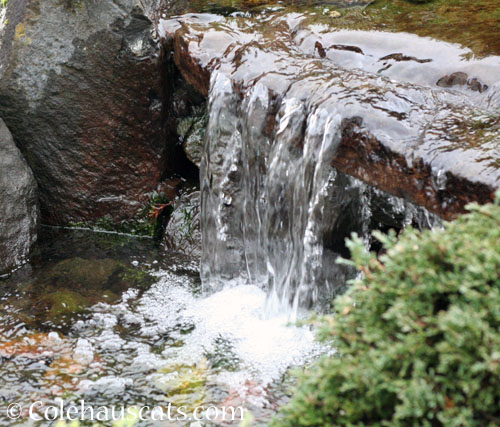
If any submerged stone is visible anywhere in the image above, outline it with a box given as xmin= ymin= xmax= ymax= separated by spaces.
xmin=1 ymin=257 xmax=155 ymax=329
xmin=0 ymin=332 xmax=69 ymax=360
xmin=156 ymin=361 xmax=209 ymax=410
xmin=36 ymin=290 xmax=91 ymax=320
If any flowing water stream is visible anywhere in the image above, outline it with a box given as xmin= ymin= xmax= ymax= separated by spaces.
xmin=200 ymin=71 xmax=438 ymax=316
xmin=0 ymin=95 xmax=436 ymax=425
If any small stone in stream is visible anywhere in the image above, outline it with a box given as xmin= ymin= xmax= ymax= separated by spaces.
xmin=436 ymin=72 xmax=469 ymax=87
xmin=315 ymin=41 xmax=327 ymax=58
xmin=222 ymin=380 xmax=273 ymax=410
xmin=436 ymin=72 xmax=488 ymax=92
xmin=468 ymin=77 xmax=489 ymax=93
xmin=163 ymin=190 xmax=201 ymax=258
xmin=73 ymin=338 xmax=95 ymax=365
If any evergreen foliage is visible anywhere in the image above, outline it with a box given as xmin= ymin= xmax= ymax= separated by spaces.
xmin=276 ymin=195 xmax=500 ymax=426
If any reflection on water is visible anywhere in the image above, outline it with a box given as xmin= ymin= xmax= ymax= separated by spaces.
xmin=0 ymin=228 xmax=321 ymax=426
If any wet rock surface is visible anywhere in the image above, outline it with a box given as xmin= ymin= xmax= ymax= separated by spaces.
xmin=159 ymin=11 xmax=500 ymax=306
xmin=160 ymin=12 xmax=500 ymax=221
xmin=0 ymin=119 xmax=39 ymax=276
xmin=0 ymin=0 xmax=168 ymax=225
xmin=177 ymin=106 xmax=207 ymax=168
xmin=163 ymin=189 xmax=201 ymax=258
xmin=436 ymin=72 xmax=489 ymax=93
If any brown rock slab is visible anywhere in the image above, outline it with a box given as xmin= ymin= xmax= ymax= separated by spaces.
xmin=160 ymin=12 xmax=500 ymax=220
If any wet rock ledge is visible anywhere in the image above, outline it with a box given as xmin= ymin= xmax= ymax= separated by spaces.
xmin=160 ymin=12 xmax=500 ymax=220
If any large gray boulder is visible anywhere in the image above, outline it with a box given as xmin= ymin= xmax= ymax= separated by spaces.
xmin=0 ymin=119 xmax=39 ymax=276
xmin=0 ymin=0 xmax=169 ymax=225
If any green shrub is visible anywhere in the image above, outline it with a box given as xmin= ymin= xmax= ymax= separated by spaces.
xmin=275 ymin=196 xmax=500 ymax=426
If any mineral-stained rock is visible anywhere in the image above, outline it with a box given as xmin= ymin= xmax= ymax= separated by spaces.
xmin=160 ymin=12 xmax=500 ymax=221
xmin=0 ymin=118 xmax=39 ymax=276
xmin=0 ymin=0 xmax=169 ymax=225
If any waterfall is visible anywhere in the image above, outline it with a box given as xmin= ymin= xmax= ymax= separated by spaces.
xmin=200 ymin=72 xmax=438 ymax=315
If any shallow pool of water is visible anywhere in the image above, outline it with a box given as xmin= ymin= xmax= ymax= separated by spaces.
xmin=0 ymin=228 xmax=322 ymax=426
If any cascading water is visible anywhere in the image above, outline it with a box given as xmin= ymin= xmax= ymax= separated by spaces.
xmin=200 ymin=71 xmax=439 ymax=317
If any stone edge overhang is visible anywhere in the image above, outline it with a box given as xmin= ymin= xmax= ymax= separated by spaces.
xmin=162 ymin=23 xmax=499 ymax=221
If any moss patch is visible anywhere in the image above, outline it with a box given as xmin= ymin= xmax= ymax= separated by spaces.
xmin=156 ymin=361 xmax=209 ymax=410
xmin=187 ymin=0 xmax=500 ymax=57
xmin=301 ymin=0 xmax=500 ymax=57
xmin=69 ymin=192 xmax=172 ymax=238
xmin=3 ymin=257 xmax=155 ymax=329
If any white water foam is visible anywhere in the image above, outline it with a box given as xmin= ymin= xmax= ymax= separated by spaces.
xmin=72 ymin=267 xmax=324 ymax=405
xmin=145 ymin=271 xmax=324 ymax=389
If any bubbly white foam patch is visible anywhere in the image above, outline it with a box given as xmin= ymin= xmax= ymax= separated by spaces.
xmin=141 ymin=273 xmax=323 ymax=388
xmin=184 ymin=285 xmax=320 ymax=384
xmin=72 ymin=268 xmax=324 ymax=402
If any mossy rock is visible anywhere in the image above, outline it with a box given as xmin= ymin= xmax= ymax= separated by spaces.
xmin=188 ymin=0 xmax=273 ymax=13
xmin=38 ymin=289 xmax=90 ymax=318
xmin=40 ymin=257 xmax=154 ymax=296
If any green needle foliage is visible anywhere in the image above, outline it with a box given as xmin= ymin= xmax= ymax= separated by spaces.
xmin=275 ymin=194 xmax=500 ymax=426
